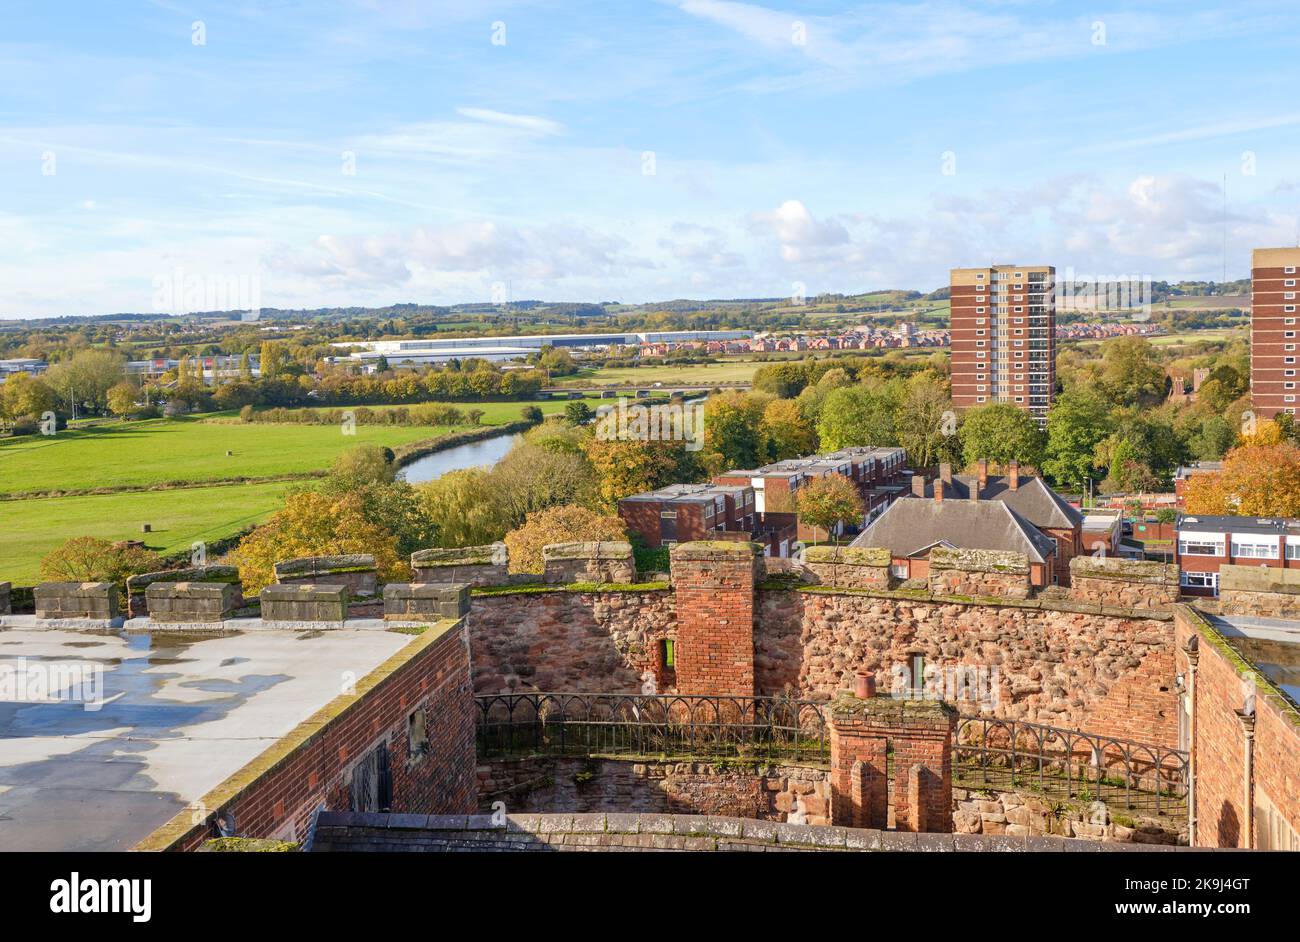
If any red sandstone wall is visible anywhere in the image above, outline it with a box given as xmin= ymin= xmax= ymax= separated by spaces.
xmin=160 ymin=623 xmax=477 ymax=851
xmin=467 ymin=589 xmax=674 ymax=693
xmin=757 ymin=589 xmax=1177 ymax=746
xmin=477 ymin=756 xmax=830 ymax=825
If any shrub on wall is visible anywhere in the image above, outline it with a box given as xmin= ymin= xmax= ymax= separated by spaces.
xmin=39 ymin=537 xmax=164 ymax=589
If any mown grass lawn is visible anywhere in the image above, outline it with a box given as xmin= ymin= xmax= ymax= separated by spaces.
xmin=0 ymin=414 xmax=462 ymax=495
xmin=0 ymin=481 xmax=296 ymax=586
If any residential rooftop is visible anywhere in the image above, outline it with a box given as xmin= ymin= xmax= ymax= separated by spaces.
xmin=850 ymin=496 xmax=1058 ymax=563
xmin=619 ymin=482 xmax=751 ymax=504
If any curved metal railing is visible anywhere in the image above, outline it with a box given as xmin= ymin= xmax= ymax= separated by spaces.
xmin=953 ymin=716 xmax=1188 ymax=816
xmin=475 ymin=692 xmax=828 ymax=764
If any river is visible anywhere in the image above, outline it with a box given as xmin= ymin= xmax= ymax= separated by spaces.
xmin=397 ymin=432 xmax=523 ymax=483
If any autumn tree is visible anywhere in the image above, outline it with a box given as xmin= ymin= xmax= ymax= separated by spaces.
xmin=1184 ymin=442 xmax=1300 ymax=517
xmin=0 ymin=371 xmax=57 ymax=422
xmin=585 ymin=435 xmax=699 ymax=508
xmin=795 ymin=473 xmax=864 ymax=543
xmin=760 ymin=397 xmax=816 ymax=460
xmin=229 ymin=490 xmax=407 ymax=593
xmin=107 ymin=381 xmax=142 ymax=417
xmin=503 ymin=504 xmax=627 ymax=574
xmin=40 ymin=537 xmax=162 ymax=588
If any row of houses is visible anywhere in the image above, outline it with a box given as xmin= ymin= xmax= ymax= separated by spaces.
xmin=617 ymin=446 xmax=909 ymax=557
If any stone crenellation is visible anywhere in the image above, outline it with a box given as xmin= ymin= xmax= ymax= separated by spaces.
xmin=1216 ymin=563 xmax=1300 ymax=618
xmin=274 ymin=554 xmax=378 ymax=599
xmin=927 ymin=547 xmax=1031 ymax=599
xmin=33 ymin=582 xmax=119 ymax=623
xmin=146 ymin=581 xmax=238 ymax=624
xmin=126 ymin=565 xmax=242 ymax=618
xmin=260 ymin=584 xmax=349 ymax=624
xmin=541 ymin=541 xmax=637 ymax=585
xmin=1068 ymin=557 xmax=1179 ymax=609
xmin=412 ymin=544 xmax=512 ymax=587
xmin=383 ymin=583 xmax=470 ymax=622
xmin=798 ymin=545 xmax=893 ymax=590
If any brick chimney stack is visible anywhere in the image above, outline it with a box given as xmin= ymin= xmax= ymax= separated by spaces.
xmin=911 ymin=475 xmax=925 ymax=498
xmin=977 ymin=459 xmax=988 ymax=495
xmin=939 ymin=463 xmax=952 ymax=488
xmin=934 ymin=478 xmax=944 ymax=503
xmin=1009 ymin=460 xmax=1020 ymax=491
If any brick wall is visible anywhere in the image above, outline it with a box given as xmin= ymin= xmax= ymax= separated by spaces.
xmin=137 ymin=619 xmax=477 ymax=851
xmin=670 ymin=542 xmax=760 ymax=696
xmin=1175 ymin=606 xmax=1300 ymax=848
xmin=829 ymin=694 xmax=956 ymax=832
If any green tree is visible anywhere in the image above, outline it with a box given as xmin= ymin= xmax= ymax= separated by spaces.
xmin=959 ymin=403 xmax=1045 ymax=468
xmin=565 ymin=400 xmax=594 ymax=425
xmin=815 ymin=383 xmax=898 ymax=451
xmin=1097 ymin=336 xmax=1167 ymax=407
xmin=43 ymin=349 xmax=126 ymax=415
xmin=895 ymin=373 xmax=957 ymax=469
xmin=702 ymin=391 xmax=771 ymax=471
xmin=1042 ymin=391 xmax=1114 ymax=490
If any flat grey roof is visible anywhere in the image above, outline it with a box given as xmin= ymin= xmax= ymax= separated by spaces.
xmin=1206 ymin=614 xmax=1300 ymax=707
xmin=0 ymin=622 xmax=412 ymax=851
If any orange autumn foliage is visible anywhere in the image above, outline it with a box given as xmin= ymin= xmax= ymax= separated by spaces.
xmin=1183 ymin=442 xmax=1300 ymax=518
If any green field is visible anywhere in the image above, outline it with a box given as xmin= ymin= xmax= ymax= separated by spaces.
xmin=0 ymin=415 xmax=462 ymax=495
xmin=0 ymin=481 xmax=296 ymax=585
xmin=0 ymin=399 xmax=584 ymax=584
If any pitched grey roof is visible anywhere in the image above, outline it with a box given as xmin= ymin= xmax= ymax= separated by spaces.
xmin=924 ymin=475 xmax=1083 ymax=530
xmin=850 ymin=497 xmax=1058 ymax=564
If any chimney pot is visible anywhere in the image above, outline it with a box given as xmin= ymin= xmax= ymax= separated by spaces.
xmin=977 ymin=459 xmax=988 ymax=494
xmin=854 ymin=672 xmax=876 ymax=699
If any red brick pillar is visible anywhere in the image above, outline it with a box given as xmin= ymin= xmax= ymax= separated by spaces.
xmin=669 ymin=542 xmax=759 ymax=696
xmin=828 ymin=693 xmax=957 ymax=832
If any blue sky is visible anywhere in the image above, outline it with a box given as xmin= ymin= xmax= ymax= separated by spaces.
xmin=4 ymin=0 xmax=1300 ymax=317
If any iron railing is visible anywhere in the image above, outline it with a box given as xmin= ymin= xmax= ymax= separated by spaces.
xmin=476 ymin=693 xmax=828 ymax=764
xmin=954 ymin=716 xmax=1188 ymax=817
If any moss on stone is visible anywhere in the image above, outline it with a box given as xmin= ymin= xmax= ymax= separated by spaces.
xmin=200 ymin=837 xmax=298 ymax=852
xmin=802 ymin=545 xmax=890 ymax=567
